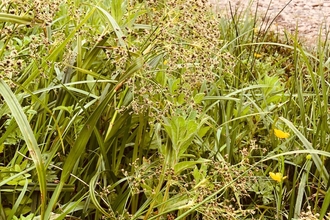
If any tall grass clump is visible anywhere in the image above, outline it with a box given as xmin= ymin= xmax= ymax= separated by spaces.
xmin=0 ymin=0 xmax=329 ymax=219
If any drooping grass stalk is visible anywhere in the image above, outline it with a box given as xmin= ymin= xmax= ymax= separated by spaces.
xmin=89 ymin=167 xmax=114 ymax=219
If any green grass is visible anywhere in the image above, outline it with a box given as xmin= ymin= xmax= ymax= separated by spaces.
xmin=0 ymin=0 xmax=329 ymax=219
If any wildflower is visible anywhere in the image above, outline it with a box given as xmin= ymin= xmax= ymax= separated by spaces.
xmin=306 ymin=154 xmax=312 ymax=160
xmin=274 ymin=129 xmax=290 ymax=139
xmin=254 ymin=53 xmax=262 ymax=58
xmin=269 ymin=172 xmax=287 ymax=183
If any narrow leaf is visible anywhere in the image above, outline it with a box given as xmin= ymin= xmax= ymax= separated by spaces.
xmin=280 ymin=117 xmax=329 ymax=185
xmin=0 ymin=79 xmax=47 ymax=218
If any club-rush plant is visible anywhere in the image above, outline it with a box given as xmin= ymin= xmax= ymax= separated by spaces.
xmin=0 ymin=0 xmax=329 ymax=219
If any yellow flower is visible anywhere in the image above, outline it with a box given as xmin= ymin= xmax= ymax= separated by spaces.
xmin=254 ymin=53 xmax=262 ymax=58
xmin=306 ymin=154 xmax=312 ymax=160
xmin=274 ymin=129 xmax=290 ymax=139
xmin=269 ymin=172 xmax=287 ymax=183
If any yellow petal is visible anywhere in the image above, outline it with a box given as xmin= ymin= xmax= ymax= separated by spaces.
xmin=269 ymin=172 xmax=284 ymax=183
xmin=274 ymin=129 xmax=290 ymax=139
xmin=254 ymin=53 xmax=262 ymax=58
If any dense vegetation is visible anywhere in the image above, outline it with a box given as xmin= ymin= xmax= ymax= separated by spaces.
xmin=0 ymin=0 xmax=329 ymax=219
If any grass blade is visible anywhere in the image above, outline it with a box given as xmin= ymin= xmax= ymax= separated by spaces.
xmin=0 ymin=79 xmax=47 ymax=218
xmin=6 ymin=179 xmax=29 ymax=219
xmin=95 ymin=5 xmax=126 ymax=48
xmin=0 ymin=13 xmax=41 ymax=24
xmin=320 ymin=187 xmax=330 ymax=219
xmin=294 ymin=159 xmax=312 ymax=218
xmin=280 ymin=117 xmax=329 ymax=184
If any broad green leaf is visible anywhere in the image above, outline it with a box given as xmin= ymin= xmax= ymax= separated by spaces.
xmin=193 ymin=166 xmax=201 ymax=182
xmin=174 ymin=158 xmax=211 ymax=174
xmin=163 ymin=116 xmax=198 ymax=165
xmin=198 ymin=126 xmax=210 ymax=138
xmin=177 ymin=93 xmax=185 ymax=105
xmin=193 ymin=93 xmax=205 ymax=104
xmin=168 ymin=78 xmax=180 ymax=94
xmin=155 ymin=71 xmax=166 ymax=86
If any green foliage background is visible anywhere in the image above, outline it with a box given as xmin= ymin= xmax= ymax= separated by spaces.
xmin=0 ymin=0 xmax=329 ymax=219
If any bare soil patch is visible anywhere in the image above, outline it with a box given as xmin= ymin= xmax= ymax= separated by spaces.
xmin=210 ymin=0 xmax=330 ymax=46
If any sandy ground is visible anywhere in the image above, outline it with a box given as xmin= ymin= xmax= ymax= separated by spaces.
xmin=209 ymin=0 xmax=330 ymax=46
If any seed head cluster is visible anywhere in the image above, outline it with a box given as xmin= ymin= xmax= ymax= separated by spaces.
xmin=0 ymin=0 xmax=64 ymax=87
xmin=118 ymin=155 xmax=258 ymax=218
xmin=125 ymin=0 xmax=236 ymax=120
xmin=1 ymin=0 xmax=63 ymax=25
